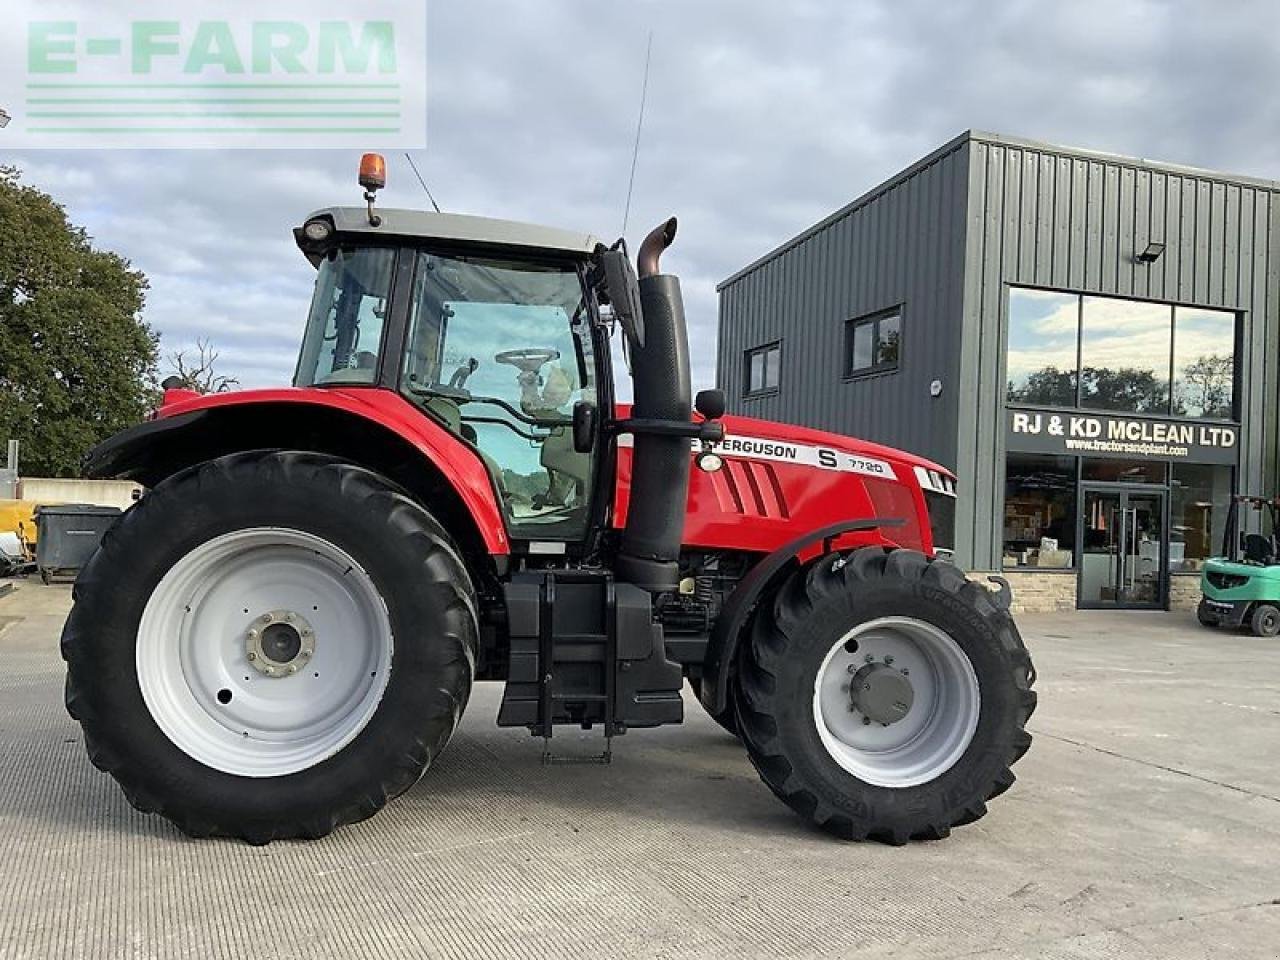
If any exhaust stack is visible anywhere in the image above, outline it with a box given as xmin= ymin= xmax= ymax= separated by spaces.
xmin=616 ymin=218 xmax=692 ymax=593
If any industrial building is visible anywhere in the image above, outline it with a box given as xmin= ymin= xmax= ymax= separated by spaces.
xmin=717 ymin=131 xmax=1279 ymax=611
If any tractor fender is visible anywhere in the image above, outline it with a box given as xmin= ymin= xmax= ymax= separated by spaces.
xmin=699 ymin=519 xmax=900 ymax=716
xmin=84 ymin=389 xmax=511 ymax=557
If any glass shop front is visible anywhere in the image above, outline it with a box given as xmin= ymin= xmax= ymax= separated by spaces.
xmin=1002 ymin=288 xmax=1239 ymax=609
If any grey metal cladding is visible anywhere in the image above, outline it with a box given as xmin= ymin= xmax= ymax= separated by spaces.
xmin=959 ymin=133 xmax=1280 ymax=570
xmin=715 ymin=137 xmax=972 ymax=471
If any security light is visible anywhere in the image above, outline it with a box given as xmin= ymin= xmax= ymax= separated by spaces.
xmin=0 ymin=109 xmax=10 ymax=129
xmin=1137 ymin=241 xmax=1166 ymax=263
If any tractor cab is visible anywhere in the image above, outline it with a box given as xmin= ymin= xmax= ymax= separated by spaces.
xmin=289 ymin=161 xmax=720 ymax=562
xmin=1197 ymin=494 xmax=1280 ymax=636
xmin=293 ymin=222 xmax=604 ymax=541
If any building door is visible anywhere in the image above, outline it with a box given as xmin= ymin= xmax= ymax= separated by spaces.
xmin=1079 ymin=487 xmax=1167 ymax=609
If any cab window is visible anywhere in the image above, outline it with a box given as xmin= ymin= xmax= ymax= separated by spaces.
xmin=401 ymin=252 xmax=596 ymax=540
xmin=295 ymin=247 xmax=395 ymax=386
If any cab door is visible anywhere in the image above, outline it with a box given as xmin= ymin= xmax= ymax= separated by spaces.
xmin=398 ymin=250 xmax=602 ymax=545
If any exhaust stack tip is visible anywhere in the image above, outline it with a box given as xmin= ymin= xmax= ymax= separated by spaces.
xmin=638 ymin=217 xmax=678 ymax=278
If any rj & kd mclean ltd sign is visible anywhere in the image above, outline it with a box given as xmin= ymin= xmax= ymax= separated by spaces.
xmin=1007 ymin=408 xmax=1238 ymax=465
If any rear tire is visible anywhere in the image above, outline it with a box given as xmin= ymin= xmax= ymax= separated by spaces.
xmin=61 ymin=451 xmax=478 ymax=843
xmin=1250 ymin=603 xmax=1280 ymax=638
xmin=735 ymin=548 xmax=1036 ymax=844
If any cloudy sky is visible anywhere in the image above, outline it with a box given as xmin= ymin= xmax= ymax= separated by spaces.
xmin=7 ymin=0 xmax=1280 ymax=392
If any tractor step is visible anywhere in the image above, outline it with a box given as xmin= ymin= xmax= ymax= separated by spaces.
xmin=497 ymin=570 xmax=683 ymax=740
xmin=541 ymin=736 xmax=613 ymax=765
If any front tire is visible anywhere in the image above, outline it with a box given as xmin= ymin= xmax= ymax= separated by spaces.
xmin=1197 ymin=599 xmax=1218 ymax=628
xmin=62 ymin=452 xmax=478 ymax=843
xmin=689 ymin=676 xmax=740 ymax=738
xmin=1250 ymin=603 xmax=1280 ymax=637
xmin=735 ymin=548 xmax=1036 ymax=844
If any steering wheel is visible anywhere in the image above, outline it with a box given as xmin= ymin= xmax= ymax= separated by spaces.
xmin=495 ymin=348 xmax=560 ymax=374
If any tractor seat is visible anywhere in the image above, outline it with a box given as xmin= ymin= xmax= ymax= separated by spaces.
xmin=422 ymin=396 xmax=508 ymax=501
xmin=1242 ymin=533 xmax=1276 ymax=565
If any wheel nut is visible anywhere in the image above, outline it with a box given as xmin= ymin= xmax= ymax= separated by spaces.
xmin=864 ymin=654 xmax=874 ymax=663
xmin=901 ymin=668 xmax=909 ymax=676
xmin=285 ymin=613 xmax=295 ymax=622
xmin=246 ymin=652 xmax=257 ymax=662
xmin=260 ymin=614 xmax=272 ymax=624
xmin=288 ymin=665 xmax=297 ymax=674
xmin=264 ymin=667 xmax=275 ymax=675
xmin=302 ymin=629 xmax=312 ymax=638
xmin=846 ymin=664 xmax=857 ymax=674
xmin=303 ymin=648 xmax=313 ymax=657
xmin=884 ymin=656 xmax=894 ymax=665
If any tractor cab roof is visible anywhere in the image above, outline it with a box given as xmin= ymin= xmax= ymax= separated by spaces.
xmin=295 ymin=206 xmax=603 ymax=267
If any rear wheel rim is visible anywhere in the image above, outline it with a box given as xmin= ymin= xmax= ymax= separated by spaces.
xmin=812 ymin=616 xmax=980 ymax=788
xmin=137 ymin=528 xmax=393 ymax=778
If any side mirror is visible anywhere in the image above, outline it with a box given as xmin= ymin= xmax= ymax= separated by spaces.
xmin=695 ymin=389 xmax=726 ymax=421
xmin=600 ymin=248 xmax=645 ymax=350
xmin=572 ymin=401 xmax=598 ymax=453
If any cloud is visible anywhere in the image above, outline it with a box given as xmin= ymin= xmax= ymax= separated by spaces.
xmin=6 ymin=0 xmax=1279 ymax=408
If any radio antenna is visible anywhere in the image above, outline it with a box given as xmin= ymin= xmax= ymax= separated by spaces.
xmin=404 ymin=152 xmax=442 ymax=213
xmin=621 ymin=32 xmax=653 ymax=237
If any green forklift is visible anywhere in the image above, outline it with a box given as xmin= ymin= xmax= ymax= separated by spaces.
xmin=1197 ymin=494 xmax=1280 ymax=636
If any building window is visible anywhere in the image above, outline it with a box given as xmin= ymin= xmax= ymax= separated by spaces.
xmin=1170 ymin=463 xmax=1233 ymax=572
xmin=1007 ymin=289 xmax=1078 ymax=406
xmin=744 ymin=342 xmax=780 ymax=396
xmin=1003 ymin=454 xmax=1077 ymax=569
xmin=1173 ymin=307 xmax=1236 ymax=419
xmin=1006 ymin=288 xmax=1238 ymax=421
xmin=845 ymin=308 xmax=901 ymax=377
xmin=1080 ymin=296 xmax=1171 ymax=414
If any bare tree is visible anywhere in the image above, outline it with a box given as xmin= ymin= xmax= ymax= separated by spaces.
xmin=166 ymin=338 xmax=240 ymax=394
xmin=1176 ymin=354 xmax=1233 ymax=418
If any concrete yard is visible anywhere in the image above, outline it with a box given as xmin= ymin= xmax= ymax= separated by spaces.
xmin=0 ymin=582 xmax=1277 ymax=960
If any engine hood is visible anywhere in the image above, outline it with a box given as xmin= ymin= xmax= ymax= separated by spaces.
xmin=714 ymin=412 xmax=955 ymax=481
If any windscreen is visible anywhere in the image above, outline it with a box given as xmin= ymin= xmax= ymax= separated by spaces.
xmin=295 ymin=247 xmax=396 ymax=387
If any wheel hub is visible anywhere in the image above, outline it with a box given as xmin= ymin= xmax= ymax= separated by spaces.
xmin=813 ymin=617 xmax=981 ymax=788
xmin=849 ymin=662 xmax=914 ymax=725
xmin=245 ymin=609 xmax=315 ymax=677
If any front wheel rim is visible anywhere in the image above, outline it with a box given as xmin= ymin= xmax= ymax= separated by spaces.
xmin=137 ymin=528 xmax=393 ymax=778
xmin=812 ymin=616 xmax=980 ymax=788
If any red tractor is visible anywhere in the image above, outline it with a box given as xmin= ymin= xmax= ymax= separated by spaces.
xmin=62 ymin=156 xmax=1035 ymax=844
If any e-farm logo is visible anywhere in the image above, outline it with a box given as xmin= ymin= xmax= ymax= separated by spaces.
xmin=0 ymin=2 xmax=426 ymax=149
